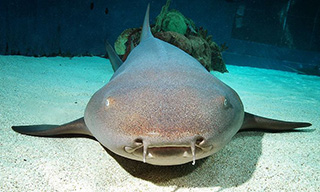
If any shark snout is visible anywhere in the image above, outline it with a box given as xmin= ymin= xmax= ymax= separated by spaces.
xmin=124 ymin=136 xmax=213 ymax=165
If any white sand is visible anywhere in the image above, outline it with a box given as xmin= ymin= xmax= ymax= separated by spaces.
xmin=1 ymin=55 xmax=319 ymax=191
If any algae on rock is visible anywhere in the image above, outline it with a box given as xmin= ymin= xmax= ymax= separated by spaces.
xmin=114 ymin=0 xmax=228 ymax=73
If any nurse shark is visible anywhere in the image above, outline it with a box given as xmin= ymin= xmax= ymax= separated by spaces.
xmin=12 ymin=5 xmax=311 ymax=166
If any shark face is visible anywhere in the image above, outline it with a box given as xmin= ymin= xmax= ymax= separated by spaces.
xmin=84 ymin=64 xmax=244 ymax=165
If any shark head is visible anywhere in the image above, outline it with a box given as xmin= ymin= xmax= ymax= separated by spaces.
xmin=85 ymin=74 xmax=243 ymax=165
xmin=84 ymin=5 xmax=244 ymax=165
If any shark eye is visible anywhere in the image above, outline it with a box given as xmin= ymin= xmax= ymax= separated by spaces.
xmin=223 ymin=97 xmax=232 ymax=109
xmin=223 ymin=98 xmax=228 ymax=107
xmin=106 ymin=97 xmax=114 ymax=107
xmin=105 ymin=97 xmax=115 ymax=108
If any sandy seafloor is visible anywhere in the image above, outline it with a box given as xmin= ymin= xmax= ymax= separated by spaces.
xmin=0 ymin=55 xmax=319 ymax=192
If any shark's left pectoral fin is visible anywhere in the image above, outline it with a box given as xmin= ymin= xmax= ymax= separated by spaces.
xmin=240 ymin=112 xmax=312 ymax=131
xmin=12 ymin=117 xmax=92 ymax=137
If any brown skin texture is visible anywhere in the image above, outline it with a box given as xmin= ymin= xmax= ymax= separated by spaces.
xmin=84 ymin=35 xmax=244 ymax=165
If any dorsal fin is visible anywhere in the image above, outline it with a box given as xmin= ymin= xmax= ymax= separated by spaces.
xmin=140 ymin=4 xmax=153 ymax=42
xmin=105 ymin=41 xmax=123 ymax=72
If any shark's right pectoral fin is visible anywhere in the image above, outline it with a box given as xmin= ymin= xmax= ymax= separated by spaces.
xmin=12 ymin=117 xmax=92 ymax=137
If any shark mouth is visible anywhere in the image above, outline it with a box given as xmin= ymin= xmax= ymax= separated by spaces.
xmin=124 ymin=137 xmax=212 ymax=165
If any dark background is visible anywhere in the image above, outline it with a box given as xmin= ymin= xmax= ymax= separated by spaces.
xmin=1 ymin=0 xmax=319 ymax=75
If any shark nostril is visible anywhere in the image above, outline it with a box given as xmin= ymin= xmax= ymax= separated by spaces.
xmin=195 ymin=137 xmax=205 ymax=146
xmin=124 ymin=138 xmax=144 ymax=154
xmin=134 ymin=138 xmax=143 ymax=146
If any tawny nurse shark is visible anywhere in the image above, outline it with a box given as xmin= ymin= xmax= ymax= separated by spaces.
xmin=12 ymin=5 xmax=311 ymax=166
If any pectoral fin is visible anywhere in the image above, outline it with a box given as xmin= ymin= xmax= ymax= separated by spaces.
xmin=240 ymin=112 xmax=311 ymax=131
xmin=12 ymin=117 xmax=92 ymax=137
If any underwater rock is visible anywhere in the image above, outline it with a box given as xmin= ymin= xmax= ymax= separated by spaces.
xmin=114 ymin=0 xmax=228 ymax=73
xmin=154 ymin=31 xmax=192 ymax=54
xmin=114 ymin=28 xmax=137 ymax=55
xmin=188 ymin=35 xmax=212 ymax=71
xmin=160 ymin=10 xmax=188 ymax=35
xmin=210 ymin=42 xmax=228 ymax=72
xmin=154 ymin=0 xmax=196 ymax=35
